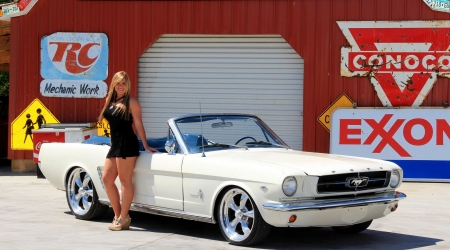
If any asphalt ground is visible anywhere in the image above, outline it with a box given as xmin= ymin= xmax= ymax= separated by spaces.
xmin=0 ymin=165 xmax=449 ymax=250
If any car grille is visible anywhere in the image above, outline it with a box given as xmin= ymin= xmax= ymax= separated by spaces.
xmin=317 ymin=171 xmax=390 ymax=193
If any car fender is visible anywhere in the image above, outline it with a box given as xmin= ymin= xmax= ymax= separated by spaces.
xmin=207 ymin=180 xmax=283 ymax=226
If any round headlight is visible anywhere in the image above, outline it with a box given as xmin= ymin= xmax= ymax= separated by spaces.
xmin=390 ymin=170 xmax=400 ymax=188
xmin=282 ymin=176 xmax=297 ymax=196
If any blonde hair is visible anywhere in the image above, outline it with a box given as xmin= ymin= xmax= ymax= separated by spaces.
xmin=98 ymin=71 xmax=132 ymax=122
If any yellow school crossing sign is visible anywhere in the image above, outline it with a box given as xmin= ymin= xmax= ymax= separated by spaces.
xmin=97 ymin=118 xmax=111 ymax=137
xmin=317 ymin=93 xmax=353 ymax=132
xmin=11 ymin=99 xmax=59 ymax=150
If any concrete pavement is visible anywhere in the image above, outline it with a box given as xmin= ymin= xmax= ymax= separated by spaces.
xmin=0 ymin=165 xmax=449 ymax=250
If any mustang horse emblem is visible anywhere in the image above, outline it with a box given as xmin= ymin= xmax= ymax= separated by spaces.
xmin=346 ymin=177 xmax=369 ymax=188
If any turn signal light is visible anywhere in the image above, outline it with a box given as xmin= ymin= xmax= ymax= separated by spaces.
xmin=288 ymin=215 xmax=297 ymax=223
xmin=391 ymin=204 xmax=398 ymax=212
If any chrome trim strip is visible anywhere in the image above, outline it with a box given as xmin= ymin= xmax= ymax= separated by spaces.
xmin=170 ymin=113 xmax=258 ymax=122
xmin=96 ymin=166 xmax=105 ymax=189
xmin=98 ymin=199 xmax=215 ymax=224
xmin=167 ymin=119 xmax=189 ymax=154
xmin=263 ymin=192 xmax=406 ymax=211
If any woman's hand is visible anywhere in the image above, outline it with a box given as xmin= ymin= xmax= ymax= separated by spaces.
xmin=144 ymin=145 xmax=159 ymax=154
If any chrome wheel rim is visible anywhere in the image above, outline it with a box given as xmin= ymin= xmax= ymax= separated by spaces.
xmin=67 ymin=168 xmax=94 ymax=215
xmin=219 ymin=188 xmax=255 ymax=242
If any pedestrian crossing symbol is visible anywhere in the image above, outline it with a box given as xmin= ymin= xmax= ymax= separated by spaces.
xmin=11 ymin=98 xmax=60 ymax=150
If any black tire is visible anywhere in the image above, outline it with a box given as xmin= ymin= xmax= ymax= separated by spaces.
xmin=331 ymin=220 xmax=373 ymax=234
xmin=65 ymin=167 xmax=109 ymax=220
xmin=216 ymin=187 xmax=272 ymax=246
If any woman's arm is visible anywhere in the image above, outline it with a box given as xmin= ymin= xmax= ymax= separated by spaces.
xmin=129 ymin=98 xmax=158 ymax=153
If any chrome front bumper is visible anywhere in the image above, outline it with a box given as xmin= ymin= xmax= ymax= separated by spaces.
xmin=263 ymin=191 xmax=406 ymax=211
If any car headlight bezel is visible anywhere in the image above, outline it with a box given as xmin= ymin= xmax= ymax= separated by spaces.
xmin=282 ymin=176 xmax=297 ymax=197
xmin=389 ymin=170 xmax=400 ymax=188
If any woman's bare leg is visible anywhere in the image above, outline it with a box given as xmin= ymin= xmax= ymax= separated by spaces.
xmin=102 ymin=158 xmax=121 ymax=219
xmin=116 ymin=156 xmax=137 ymax=219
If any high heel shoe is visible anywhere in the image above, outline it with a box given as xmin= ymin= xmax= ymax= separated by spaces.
xmin=108 ymin=216 xmax=117 ymax=229
xmin=108 ymin=216 xmax=131 ymax=231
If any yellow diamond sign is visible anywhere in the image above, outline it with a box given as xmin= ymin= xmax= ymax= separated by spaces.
xmin=11 ymin=99 xmax=59 ymax=150
xmin=97 ymin=118 xmax=111 ymax=137
xmin=317 ymin=93 xmax=353 ymax=132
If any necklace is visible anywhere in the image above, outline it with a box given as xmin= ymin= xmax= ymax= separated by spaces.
xmin=109 ymin=96 xmax=125 ymax=109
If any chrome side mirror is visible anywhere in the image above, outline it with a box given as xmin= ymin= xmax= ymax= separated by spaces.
xmin=165 ymin=139 xmax=176 ymax=155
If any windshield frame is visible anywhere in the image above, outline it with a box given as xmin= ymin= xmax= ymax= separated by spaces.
xmin=168 ymin=113 xmax=290 ymax=154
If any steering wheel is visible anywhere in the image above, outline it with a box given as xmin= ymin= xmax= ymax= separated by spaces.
xmin=235 ymin=136 xmax=257 ymax=145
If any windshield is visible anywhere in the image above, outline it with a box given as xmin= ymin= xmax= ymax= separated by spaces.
xmin=174 ymin=115 xmax=288 ymax=153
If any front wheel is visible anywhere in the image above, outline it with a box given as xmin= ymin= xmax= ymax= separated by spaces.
xmin=331 ymin=220 xmax=373 ymax=234
xmin=216 ymin=187 xmax=271 ymax=246
xmin=66 ymin=167 xmax=108 ymax=220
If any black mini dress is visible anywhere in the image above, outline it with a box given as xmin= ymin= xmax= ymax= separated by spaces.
xmin=103 ymin=105 xmax=140 ymax=159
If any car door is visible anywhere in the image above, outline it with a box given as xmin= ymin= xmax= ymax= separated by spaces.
xmin=133 ymin=150 xmax=184 ymax=210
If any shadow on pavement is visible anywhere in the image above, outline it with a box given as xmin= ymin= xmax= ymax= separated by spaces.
xmin=0 ymin=164 xmax=36 ymax=177
xmin=64 ymin=207 xmax=442 ymax=250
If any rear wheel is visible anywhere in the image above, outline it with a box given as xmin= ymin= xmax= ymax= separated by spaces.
xmin=331 ymin=220 xmax=373 ymax=234
xmin=216 ymin=187 xmax=271 ymax=246
xmin=66 ymin=167 xmax=108 ymax=220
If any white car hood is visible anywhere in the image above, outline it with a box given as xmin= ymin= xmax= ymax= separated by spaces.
xmin=206 ymin=149 xmax=396 ymax=176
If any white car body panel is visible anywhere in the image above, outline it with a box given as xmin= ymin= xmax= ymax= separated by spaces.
xmin=133 ymin=153 xmax=184 ymax=210
xmin=39 ymin=143 xmax=111 ymax=198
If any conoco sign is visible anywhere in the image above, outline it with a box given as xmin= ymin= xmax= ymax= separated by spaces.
xmin=338 ymin=21 xmax=450 ymax=107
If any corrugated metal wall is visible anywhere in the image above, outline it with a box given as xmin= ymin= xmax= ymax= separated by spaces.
xmin=9 ymin=0 xmax=450 ymax=160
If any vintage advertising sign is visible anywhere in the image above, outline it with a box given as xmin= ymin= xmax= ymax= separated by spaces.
xmin=40 ymin=32 xmax=108 ymax=98
xmin=0 ymin=0 xmax=38 ymax=21
xmin=317 ymin=93 xmax=353 ymax=132
xmin=423 ymin=0 xmax=450 ymax=12
xmin=18 ymin=0 xmax=33 ymax=11
xmin=41 ymin=33 xmax=108 ymax=80
xmin=11 ymin=99 xmax=59 ymax=150
xmin=330 ymin=108 xmax=450 ymax=180
xmin=338 ymin=21 xmax=450 ymax=107
xmin=40 ymin=79 xmax=107 ymax=98
xmin=1 ymin=4 xmax=20 ymax=16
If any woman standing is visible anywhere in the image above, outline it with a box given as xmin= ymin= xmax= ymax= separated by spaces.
xmin=98 ymin=71 xmax=158 ymax=231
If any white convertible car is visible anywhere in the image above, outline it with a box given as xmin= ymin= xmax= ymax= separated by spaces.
xmin=38 ymin=113 xmax=406 ymax=246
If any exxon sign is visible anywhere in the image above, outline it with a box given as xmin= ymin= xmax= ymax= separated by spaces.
xmin=339 ymin=21 xmax=450 ymax=107
xmin=330 ymin=108 xmax=450 ymax=181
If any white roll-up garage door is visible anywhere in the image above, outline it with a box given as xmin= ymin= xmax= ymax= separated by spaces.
xmin=138 ymin=35 xmax=304 ymax=150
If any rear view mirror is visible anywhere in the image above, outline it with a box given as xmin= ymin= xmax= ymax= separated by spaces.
xmin=211 ymin=122 xmax=233 ymax=128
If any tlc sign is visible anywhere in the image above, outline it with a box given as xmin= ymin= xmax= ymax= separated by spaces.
xmin=330 ymin=108 xmax=450 ymax=160
xmin=338 ymin=21 xmax=450 ymax=107
xmin=41 ymin=32 xmax=108 ymax=81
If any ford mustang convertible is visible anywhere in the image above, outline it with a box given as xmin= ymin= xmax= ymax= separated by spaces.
xmin=38 ymin=113 xmax=406 ymax=246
